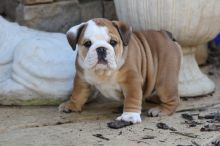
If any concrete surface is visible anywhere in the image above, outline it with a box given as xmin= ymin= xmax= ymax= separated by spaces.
xmin=0 ymin=65 xmax=220 ymax=146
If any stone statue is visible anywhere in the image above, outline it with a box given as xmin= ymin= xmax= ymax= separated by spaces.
xmin=0 ymin=16 xmax=76 ymax=105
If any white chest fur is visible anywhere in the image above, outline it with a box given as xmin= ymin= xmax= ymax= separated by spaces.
xmin=84 ymin=70 xmax=122 ymax=101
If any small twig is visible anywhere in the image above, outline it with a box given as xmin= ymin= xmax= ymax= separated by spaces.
xmin=198 ymin=112 xmax=220 ymax=122
xmin=176 ymin=144 xmax=193 ymax=146
xmin=159 ymin=140 xmax=165 ymax=142
xmin=129 ymin=139 xmax=150 ymax=145
xmin=198 ymin=114 xmax=216 ymax=119
xmin=141 ymin=135 xmax=156 ymax=139
xmin=181 ymin=113 xmax=193 ymax=121
xmin=170 ymin=131 xmax=198 ymax=138
xmin=177 ymin=107 xmax=206 ymax=113
xmin=93 ymin=134 xmax=109 ymax=141
xmin=182 ymin=120 xmax=203 ymax=127
xmin=143 ymin=127 xmax=154 ymax=131
xmin=156 ymin=123 xmax=169 ymax=130
xmin=200 ymin=124 xmax=220 ymax=132
xmin=177 ymin=102 xmax=220 ymax=113
xmin=156 ymin=122 xmax=177 ymax=131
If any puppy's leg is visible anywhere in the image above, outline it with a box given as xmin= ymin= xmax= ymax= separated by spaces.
xmin=59 ymin=74 xmax=91 ymax=113
xmin=116 ymin=74 xmax=142 ymax=123
xmin=147 ymin=95 xmax=180 ymax=117
xmin=148 ymin=41 xmax=181 ymax=117
xmin=148 ymin=79 xmax=180 ymax=117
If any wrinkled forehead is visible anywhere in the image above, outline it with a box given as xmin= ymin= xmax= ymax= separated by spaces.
xmin=83 ymin=20 xmax=112 ymax=42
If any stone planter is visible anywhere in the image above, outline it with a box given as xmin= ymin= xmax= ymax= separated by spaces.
xmin=114 ymin=0 xmax=220 ymax=97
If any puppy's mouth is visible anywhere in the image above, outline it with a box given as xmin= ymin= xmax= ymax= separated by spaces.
xmin=94 ymin=57 xmax=109 ymax=70
xmin=83 ymin=45 xmax=117 ymax=70
xmin=97 ymin=58 xmax=108 ymax=65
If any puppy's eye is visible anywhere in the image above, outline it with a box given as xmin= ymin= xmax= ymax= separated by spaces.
xmin=110 ymin=39 xmax=117 ymax=47
xmin=83 ymin=41 xmax=92 ymax=48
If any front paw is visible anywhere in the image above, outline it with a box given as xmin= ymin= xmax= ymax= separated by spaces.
xmin=58 ymin=100 xmax=81 ymax=113
xmin=116 ymin=112 xmax=141 ymax=124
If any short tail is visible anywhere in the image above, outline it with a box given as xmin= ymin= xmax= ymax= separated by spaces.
xmin=164 ymin=30 xmax=177 ymax=42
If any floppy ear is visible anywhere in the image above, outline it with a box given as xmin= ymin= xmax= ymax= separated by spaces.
xmin=112 ymin=21 xmax=132 ymax=46
xmin=66 ymin=23 xmax=86 ymax=51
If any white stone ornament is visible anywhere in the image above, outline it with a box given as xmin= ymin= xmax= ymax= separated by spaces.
xmin=0 ymin=16 xmax=77 ymax=105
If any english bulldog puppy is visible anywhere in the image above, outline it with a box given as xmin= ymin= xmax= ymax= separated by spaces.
xmin=59 ymin=18 xmax=182 ymax=123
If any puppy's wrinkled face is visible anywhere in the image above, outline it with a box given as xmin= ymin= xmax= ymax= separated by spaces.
xmin=78 ymin=20 xmax=120 ymax=70
xmin=67 ymin=18 xmax=131 ymax=71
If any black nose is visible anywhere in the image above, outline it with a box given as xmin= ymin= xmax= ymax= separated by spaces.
xmin=96 ymin=47 xmax=107 ymax=58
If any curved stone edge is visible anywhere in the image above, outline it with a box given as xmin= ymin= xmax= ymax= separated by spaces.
xmin=0 ymin=16 xmax=75 ymax=105
xmin=179 ymin=74 xmax=215 ymax=97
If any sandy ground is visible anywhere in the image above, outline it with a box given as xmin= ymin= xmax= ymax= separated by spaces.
xmin=1 ymin=65 xmax=220 ymax=146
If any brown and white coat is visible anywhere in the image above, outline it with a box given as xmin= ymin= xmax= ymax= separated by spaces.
xmin=59 ymin=18 xmax=182 ymax=123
